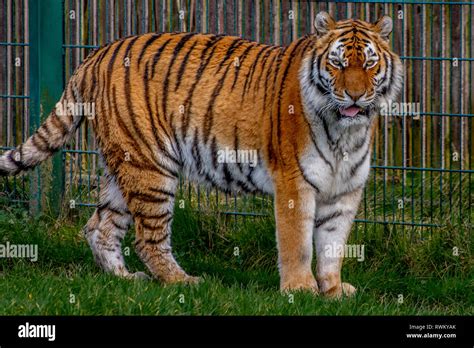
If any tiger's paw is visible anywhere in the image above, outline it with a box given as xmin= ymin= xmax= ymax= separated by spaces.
xmin=322 ymin=282 xmax=357 ymax=299
xmin=341 ymin=282 xmax=357 ymax=297
xmin=129 ymin=271 xmax=151 ymax=281
xmin=280 ymin=274 xmax=319 ymax=294
xmin=161 ymin=273 xmax=202 ymax=286
xmin=182 ymin=274 xmax=202 ymax=285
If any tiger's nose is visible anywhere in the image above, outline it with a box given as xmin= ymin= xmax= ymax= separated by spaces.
xmin=345 ymin=90 xmax=365 ymax=101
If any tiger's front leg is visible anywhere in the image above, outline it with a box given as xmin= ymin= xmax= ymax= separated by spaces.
xmin=274 ymin=172 xmax=318 ymax=293
xmin=314 ymin=189 xmax=363 ymax=298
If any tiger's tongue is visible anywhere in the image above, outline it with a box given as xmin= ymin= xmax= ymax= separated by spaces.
xmin=339 ymin=106 xmax=361 ymax=117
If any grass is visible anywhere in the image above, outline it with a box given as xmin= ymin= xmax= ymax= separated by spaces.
xmin=0 ymin=195 xmax=472 ymax=316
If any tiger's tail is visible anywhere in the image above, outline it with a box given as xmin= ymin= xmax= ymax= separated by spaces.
xmin=0 ymin=74 xmax=85 ymax=176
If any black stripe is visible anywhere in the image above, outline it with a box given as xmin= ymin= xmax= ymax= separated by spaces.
xmin=113 ymin=84 xmax=178 ymax=180
xmin=9 ymin=146 xmax=30 ymax=172
xmin=143 ymin=61 xmax=181 ymax=166
xmin=105 ymin=204 xmax=128 ymax=217
xmin=149 ymin=187 xmax=175 ymax=197
xmin=134 ymin=210 xmax=171 ymax=220
xmin=337 ymin=36 xmax=354 ymax=44
xmin=350 ymin=147 xmax=370 ymax=176
xmin=222 ymin=162 xmax=234 ymax=186
xmin=245 ymin=166 xmax=260 ymax=192
xmin=181 ymin=36 xmax=226 ymax=139
xmin=153 ymin=77 xmax=173 ymax=143
xmin=162 ymin=33 xmax=196 ymax=122
xmin=152 ymin=160 xmax=180 ymax=179
xmin=231 ymin=43 xmax=256 ymax=91
xmin=300 ymin=39 xmax=314 ymax=56
xmin=142 ymin=214 xmax=173 ymax=229
xmin=138 ymin=33 xmax=163 ymax=65
xmin=169 ymin=117 xmax=183 ymax=164
xmin=253 ymin=46 xmax=277 ymax=95
xmin=316 ymin=82 xmax=329 ymax=95
xmin=97 ymin=70 xmax=112 ymax=140
xmin=111 ymin=219 xmax=129 ymax=231
xmin=90 ymin=41 xmax=119 ymax=99
xmin=352 ymin=129 xmax=369 ymax=153
xmin=135 ymin=240 xmax=146 ymax=254
xmin=373 ymin=63 xmax=381 ymax=76
xmin=192 ymin=128 xmax=203 ymax=174
xmin=96 ymin=201 xmax=108 ymax=216
xmin=322 ymin=117 xmax=334 ymax=145
xmin=79 ymin=44 xmax=112 ymax=97
xmin=35 ymin=132 xmax=58 ymax=153
xmin=104 ymin=38 xmax=128 ymax=142
xmin=128 ymin=191 xmax=169 ymax=204
xmin=124 ymin=36 xmax=180 ymax=172
xmin=379 ymin=53 xmax=391 ymax=86
xmin=144 ymin=231 xmax=170 ymax=245
xmin=326 ymin=185 xmax=364 ymax=204
xmin=203 ymin=45 xmax=242 ymax=144
xmin=383 ymin=52 xmax=394 ymax=95
xmin=313 ymin=55 xmax=331 ymax=95
xmin=111 ymin=85 xmax=144 ymax=165
xmin=190 ymin=130 xmax=224 ymax=191
xmin=317 ymin=42 xmax=331 ymax=72
xmin=309 ymin=49 xmax=318 ymax=86
xmin=302 ymin=114 xmax=335 ymax=172
xmin=295 ymin=152 xmax=320 ymax=193
xmin=41 ymin=120 xmax=52 ymax=138
xmin=174 ymin=41 xmax=198 ymax=92
xmin=86 ymin=48 xmax=108 ymax=100
xmin=204 ymin=171 xmax=225 ymax=192
xmin=145 ymin=37 xmax=177 ymax=147
xmin=314 ymin=211 xmax=343 ymax=229
xmin=151 ymin=163 xmax=179 ymax=180
xmin=315 ymin=55 xmax=332 ymax=93
xmin=151 ymin=38 xmax=174 ymax=78
xmin=233 ymin=124 xmax=243 ymax=173
xmin=217 ymin=38 xmax=245 ymax=73
xmin=266 ymin=49 xmax=284 ymax=162
xmin=276 ymin=38 xmax=308 ymax=161
xmin=234 ymin=179 xmax=254 ymax=194
xmin=263 ymin=49 xmax=282 ymax=108
xmin=211 ymin=136 xmax=218 ymax=169
xmin=107 ymin=39 xmax=127 ymax=81
xmin=242 ymin=45 xmax=272 ymax=97
xmin=50 ymin=112 xmax=69 ymax=136
xmin=31 ymin=133 xmax=53 ymax=154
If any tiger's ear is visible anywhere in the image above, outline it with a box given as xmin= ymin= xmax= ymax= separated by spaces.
xmin=314 ymin=12 xmax=335 ymax=37
xmin=374 ymin=15 xmax=393 ymax=40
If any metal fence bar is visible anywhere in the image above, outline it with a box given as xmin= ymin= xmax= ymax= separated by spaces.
xmin=28 ymin=0 xmax=65 ymax=213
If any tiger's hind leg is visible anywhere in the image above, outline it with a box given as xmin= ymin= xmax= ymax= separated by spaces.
xmin=83 ymin=171 xmax=149 ymax=280
xmin=118 ymin=163 xmax=200 ymax=285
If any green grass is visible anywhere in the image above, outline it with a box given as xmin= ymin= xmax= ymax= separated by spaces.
xmin=0 ymin=197 xmax=472 ymax=316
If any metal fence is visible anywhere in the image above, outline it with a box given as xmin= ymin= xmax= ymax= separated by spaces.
xmin=0 ymin=0 xmax=472 ymax=233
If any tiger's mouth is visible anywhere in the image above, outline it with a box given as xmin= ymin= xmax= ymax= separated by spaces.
xmin=336 ymin=105 xmax=371 ymax=119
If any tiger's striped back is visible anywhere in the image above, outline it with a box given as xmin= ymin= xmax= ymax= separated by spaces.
xmin=76 ymin=32 xmax=315 ymax=195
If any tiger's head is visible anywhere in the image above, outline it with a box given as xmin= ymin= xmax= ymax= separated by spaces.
xmin=300 ymin=12 xmax=403 ymax=127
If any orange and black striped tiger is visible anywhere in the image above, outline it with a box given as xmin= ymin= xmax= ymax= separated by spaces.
xmin=0 ymin=12 xmax=402 ymax=296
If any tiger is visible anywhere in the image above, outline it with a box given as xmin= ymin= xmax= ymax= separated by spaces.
xmin=0 ymin=12 xmax=402 ymax=297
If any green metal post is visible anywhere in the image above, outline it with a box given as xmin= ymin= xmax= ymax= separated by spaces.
xmin=29 ymin=0 xmax=64 ymax=215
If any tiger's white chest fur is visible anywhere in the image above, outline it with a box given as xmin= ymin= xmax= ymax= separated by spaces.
xmin=298 ymin=52 xmax=375 ymax=202
xmin=299 ymin=117 xmax=373 ymax=202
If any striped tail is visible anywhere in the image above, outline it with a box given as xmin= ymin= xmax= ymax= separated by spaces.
xmin=0 ymin=76 xmax=85 ymax=176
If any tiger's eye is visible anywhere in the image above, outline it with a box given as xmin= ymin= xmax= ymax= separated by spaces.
xmin=365 ymin=60 xmax=378 ymax=69
xmin=329 ymin=58 xmax=343 ymax=69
